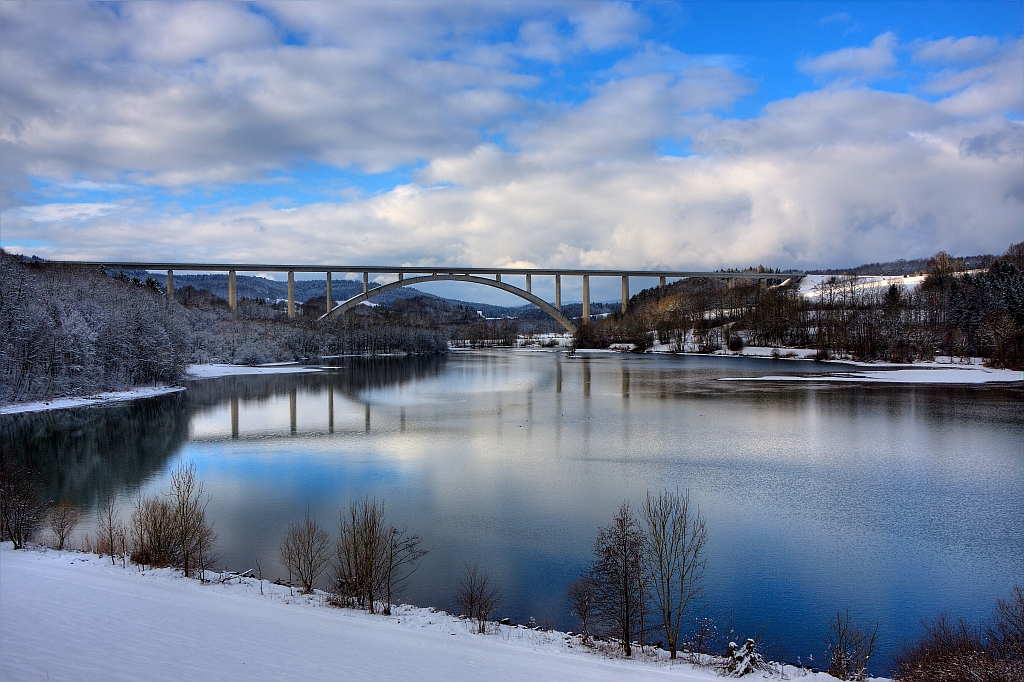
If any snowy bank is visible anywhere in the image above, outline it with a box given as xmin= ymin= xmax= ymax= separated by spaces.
xmin=0 ymin=386 xmax=186 ymax=415
xmin=720 ymin=365 xmax=1021 ymax=384
xmin=0 ymin=544 xmax=867 ymax=682
xmin=185 ymin=363 xmax=323 ymax=379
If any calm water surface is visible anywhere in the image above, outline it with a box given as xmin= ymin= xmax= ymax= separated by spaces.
xmin=4 ymin=350 xmax=1022 ymax=674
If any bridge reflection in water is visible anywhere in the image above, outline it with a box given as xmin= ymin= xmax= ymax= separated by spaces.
xmin=191 ymin=356 xmax=642 ymax=442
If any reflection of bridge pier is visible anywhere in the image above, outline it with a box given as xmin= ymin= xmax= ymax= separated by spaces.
xmin=582 ymin=360 xmax=591 ymax=397
xmin=328 ymin=386 xmax=334 ymax=433
xmin=365 ymin=404 xmax=371 ymax=432
xmin=290 ymin=388 xmax=297 ymax=434
xmin=231 ymin=396 xmax=239 ymax=438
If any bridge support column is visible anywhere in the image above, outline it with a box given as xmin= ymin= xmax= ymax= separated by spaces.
xmin=495 ymin=273 xmax=501 ymax=283
xmin=526 ymin=273 xmax=531 ymax=294
xmin=325 ymin=272 xmax=332 ymax=313
xmin=228 ymin=270 xmax=237 ymax=314
xmin=363 ymin=272 xmax=369 ymax=296
xmin=398 ymin=272 xmax=404 ymax=282
xmin=166 ymin=270 xmax=174 ymax=298
xmin=287 ymin=271 xmax=295 ymax=319
xmin=555 ymin=274 xmax=561 ymax=310
xmin=582 ymin=275 xmax=590 ymax=324
xmin=660 ymin=276 xmax=666 ymax=288
xmin=621 ymin=275 xmax=629 ymax=313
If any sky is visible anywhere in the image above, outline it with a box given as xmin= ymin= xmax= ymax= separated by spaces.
xmin=1 ymin=1 xmax=1022 ymax=304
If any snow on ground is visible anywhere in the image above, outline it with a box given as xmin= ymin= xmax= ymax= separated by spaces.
xmin=798 ymin=274 xmax=926 ymax=299
xmin=0 ymin=544 xmax=865 ymax=682
xmin=721 ymin=365 xmax=1021 ymax=384
xmin=185 ymin=363 xmax=323 ymax=379
xmin=0 ymin=386 xmax=186 ymax=415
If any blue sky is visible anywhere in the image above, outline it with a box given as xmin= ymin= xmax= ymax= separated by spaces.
xmin=1 ymin=1 xmax=1021 ymax=304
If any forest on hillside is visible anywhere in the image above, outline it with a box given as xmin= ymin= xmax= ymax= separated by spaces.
xmin=574 ymin=244 xmax=1024 ymax=370
xmin=0 ymin=251 xmax=450 ymax=404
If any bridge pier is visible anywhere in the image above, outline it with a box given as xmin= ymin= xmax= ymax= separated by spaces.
xmin=363 ymin=272 xmax=369 ymax=296
xmin=555 ymin=274 xmax=561 ymax=310
xmin=287 ymin=271 xmax=295 ymax=318
xmin=526 ymin=273 xmax=531 ymax=294
xmin=166 ymin=270 xmax=174 ymax=298
xmin=621 ymin=275 xmax=629 ymax=313
xmin=398 ymin=272 xmax=404 ymax=282
xmin=582 ymin=275 xmax=590 ymax=324
xmin=228 ymin=270 xmax=237 ymax=313
xmin=325 ymin=272 xmax=332 ymax=313
xmin=660 ymin=276 xmax=666 ymax=288
xmin=495 ymin=273 xmax=501 ymax=283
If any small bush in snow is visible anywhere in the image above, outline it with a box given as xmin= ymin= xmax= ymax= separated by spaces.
xmin=894 ymin=586 xmax=1024 ymax=682
xmin=47 ymin=499 xmax=81 ymax=550
xmin=281 ymin=508 xmax=330 ymax=594
xmin=717 ymin=638 xmax=765 ymax=677
xmin=825 ymin=609 xmax=878 ymax=681
xmin=455 ymin=562 xmax=502 ymax=634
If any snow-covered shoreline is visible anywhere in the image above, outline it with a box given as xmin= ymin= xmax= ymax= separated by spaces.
xmin=0 ymin=544 xmax=874 ymax=682
xmin=0 ymin=386 xmax=187 ymax=415
xmin=0 ymin=364 xmax=323 ymax=415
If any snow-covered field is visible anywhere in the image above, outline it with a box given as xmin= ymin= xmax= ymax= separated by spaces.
xmin=0 ymin=386 xmax=186 ymax=415
xmin=0 ymin=544 xmax=866 ymax=682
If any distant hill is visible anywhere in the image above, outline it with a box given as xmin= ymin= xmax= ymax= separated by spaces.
xmin=814 ymin=253 xmax=996 ymax=276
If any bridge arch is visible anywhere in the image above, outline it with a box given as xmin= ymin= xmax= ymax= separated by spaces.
xmin=320 ymin=274 xmax=578 ymax=334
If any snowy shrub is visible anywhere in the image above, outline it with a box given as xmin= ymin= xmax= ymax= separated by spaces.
xmin=717 ymin=638 xmax=765 ymax=677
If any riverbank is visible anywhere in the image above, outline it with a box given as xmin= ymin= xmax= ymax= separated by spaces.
xmin=0 ymin=386 xmax=187 ymax=415
xmin=0 ymin=543 xmax=868 ymax=682
xmin=0 ymin=363 xmax=323 ymax=415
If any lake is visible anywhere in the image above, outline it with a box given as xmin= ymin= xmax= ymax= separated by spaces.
xmin=3 ymin=350 xmax=1021 ymax=675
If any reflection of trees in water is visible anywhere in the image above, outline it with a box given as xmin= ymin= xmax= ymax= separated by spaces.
xmin=185 ymin=355 xmax=449 ymax=412
xmin=0 ymin=356 xmax=449 ymax=509
xmin=0 ymin=393 xmax=190 ymax=507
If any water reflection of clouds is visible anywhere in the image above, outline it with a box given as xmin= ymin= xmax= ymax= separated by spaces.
xmin=87 ymin=351 xmax=1021 ymax=674
xmin=360 ymin=371 xmax=546 ymax=406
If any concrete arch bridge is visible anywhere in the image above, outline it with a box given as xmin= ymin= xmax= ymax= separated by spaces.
xmin=47 ymin=261 xmax=804 ymax=334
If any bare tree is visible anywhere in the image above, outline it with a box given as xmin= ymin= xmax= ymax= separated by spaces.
xmin=642 ymin=489 xmax=708 ymax=659
xmin=281 ymin=508 xmax=330 ymax=594
xmin=455 ymin=562 xmax=503 ymax=634
xmin=567 ymin=575 xmax=596 ymax=644
xmin=379 ymin=525 xmax=428 ymax=616
xmin=0 ymin=456 xmax=46 ymax=549
xmin=590 ymin=502 xmax=647 ymax=657
xmin=47 ymin=498 xmax=81 ymax=550
xmin=130 ymin=492 xmax=177 ymax=568
xmin=96 ymin=494 xmax=124 ymax=566
xmin=335 ymin=497 xmax=387 ymax=611
xmin=168 ymin=463 xmax=215 ymax=578
xmin=824 ymin=609 xmax=878 ymax=681
xmin=333 ymin=497 xmax=428 ymax=615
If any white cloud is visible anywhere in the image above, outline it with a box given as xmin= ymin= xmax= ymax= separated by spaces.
xmin=799 ymin=32 xmax=897 ymax=78
xmin=15 ymin=203 xmax=121 ymax=222
xmin=0 ymin=3 xmax=1020 ymax=273
xmin=913 ymin=36 xmax=1001 ymax=64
